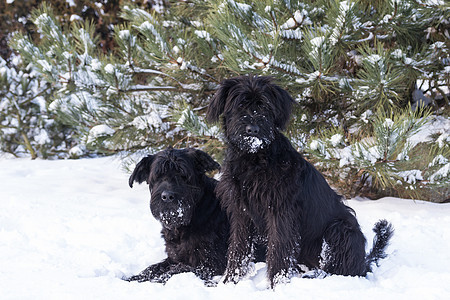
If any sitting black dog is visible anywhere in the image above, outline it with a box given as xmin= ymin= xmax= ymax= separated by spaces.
xmin=207 ymin=75 xmax=394 ymax=287
xmin=126 ymin=147 xmax=228 ymax=284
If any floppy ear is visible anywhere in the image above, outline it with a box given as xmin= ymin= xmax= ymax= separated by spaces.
xmin=206 ymin=78 xmax=238 ymax=123
xmin=270 ymin=84 xmax=295 ymax=130
xmin=186 ymin=148 xmax=220 ymax=173
xmin=129 ymin=155 xmax=154 ymax=188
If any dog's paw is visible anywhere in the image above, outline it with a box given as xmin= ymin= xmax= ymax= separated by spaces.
xmin=222 ymin=273 xmax=238 ymax=285
xmin=222 ymin=262 xmax=255 ymax=284
xmin=204 ymin=278 xmax=219 ymax=287
xmin=222 ymin=269 xmax=243 ymax=285
xmin=301 ymin=269 xmax=328 ymax=279
xmin=124 ymin=274 xmax=149 ymax=282
xmin=270 ymin=269 xmax=292 ymax=288
xmin=125 ymin=273 xmax=172 ymax=284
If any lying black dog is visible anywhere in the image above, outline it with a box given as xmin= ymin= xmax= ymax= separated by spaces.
xmin=126 ymin=147 xmax=229 ymax=284
xmin=207 ymin=75 xmax=394 ymax=287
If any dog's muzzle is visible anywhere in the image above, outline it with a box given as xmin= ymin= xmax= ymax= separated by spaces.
xmin=242 ymin=136 xmax=268 ymax=153
xmin=158 ymin=201 xmax=192 ymax=229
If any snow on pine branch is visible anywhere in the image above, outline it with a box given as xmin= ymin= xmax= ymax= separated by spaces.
xmin=87 ymin=124 xmax=115 ymax=144
xmin=329 ymin=1 xmax=360 ymax=46
xmin=225 ymin=23 xmax=302 ymax=75
xmin=280 ymin=9 xmax=312 ymax=30
xmin=121 ymin=5 xmax=156 ymax=24
xmin=177 ymin=108 xmax=220 ymax=138
xmin=280 ymin=28 xmax=303 ymax=40
xmin=34 ymin=13 xmax=67 ymax=45
xmin=137 ymin=21 xmax=169 ymax=53
xmin=219 ymin=0 xmax=272 ymax=31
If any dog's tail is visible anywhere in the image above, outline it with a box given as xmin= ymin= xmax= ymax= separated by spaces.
xmin=365 ymin=219 xmax=394 ymax=273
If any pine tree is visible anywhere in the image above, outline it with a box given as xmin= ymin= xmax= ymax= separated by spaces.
xmin=203 ymin=0 xmax=449 ymax=201
xmin=10 ymin=3 xmax=197 ymax=157
xmin=2 ymin=0 xmax=167 ymax=158
xmin=0 ymin=55 xmax=76 ymax=159
xmin=7 ymin=0 xmax=449 ymax=201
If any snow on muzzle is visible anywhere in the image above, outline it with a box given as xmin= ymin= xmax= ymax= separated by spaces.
xmin=157 ymin=201 xmax=193 ymax=230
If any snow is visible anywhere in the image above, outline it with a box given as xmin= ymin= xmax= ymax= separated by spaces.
xmin=87 ymin=125 xmax=115 ymax=143
xmin=423 ymin=0 xmax=445 ymax=5
xmin=241 ymin=136 xmax=270 ymax=153
xmin=104 ymin=64 xmax=115 ymax=74
xmin=118 ymin=30 xmax=136 ymax=47
xmin=407 ymin=116 xmax=450 ymax=148
xmin=281 ymin=17 xmax=296 ymax=29
xmin=131 ymin=112 xmax=164 ymax=130
xmin=223 ymin=0 xmax=252 ymax=16
xmin=50 ymin=91 xmax=99 ymax=113
xmin=1 ymin=157 xmax=450 ymax=299
xmin=310 ymin=36 xmax=325 ymax=48
xmin=329 ymin=133 xmax=343 ymax=147
xmin=294 ymin=10 xmax=309 ymax=25
xmin=194 ymin=30 xmax=212 ymax=42
xmin=90 ymin=58 xmax=102 ymax=71
xmin=429 ymin=155 xmax=448 ymax=167
xmin=309 ymin=139 xmax=322 ymax=151
xmin=365 ymin=54 xmax=382 ymax=65
xmin=152 ymin=0 xmax=165 ymax=14
xmin=34 ymin=129 xmax=51 ymax=145
xmin=138 ymin=20 xmax=167 ymax=52
xmin=308 ymin=37 xmax=326 ymax=61
xmin=338 ymin=145 xmax=353 ymax=168
xmin=69 ymin=145 xmax=86 ymax=157
xmin=70 ymin=14 xmax=82 ymax=22
xmin=37 ymin=59 xmax=52 ymax=72
xmin=281 ymin=9 xmax=311 ymax=30
xmin=330 ymin=1 xmax=355 ymax=45
xmin=396 ymin=169 xmax=423 ymax=184
xmin=429 ymin=163 xmax=450 ymax=183
xmin=280 ymin=28 xmax=302 ymax=40
xmin=34 ymin=13 xmax=51 ymax=29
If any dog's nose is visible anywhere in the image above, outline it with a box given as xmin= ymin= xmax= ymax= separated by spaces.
xmin=245 ymin=124 xmax=260 ymax=135
xmin=161 ymin=191 xmax=176 ymax=202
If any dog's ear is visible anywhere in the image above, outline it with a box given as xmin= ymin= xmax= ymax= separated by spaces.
xmin=271 ymin=84 xmax=295 ymax=130
xmin=129 ymin=155 xmax=154 ymax=188
xmin=186 ymin=148 xmax=220 ymax=173
xmin=206 ymin=78 xmax=238 ymax=123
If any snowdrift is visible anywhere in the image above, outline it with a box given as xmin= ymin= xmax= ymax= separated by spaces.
xmin=1 ymin=157 xmax=449 ymax=299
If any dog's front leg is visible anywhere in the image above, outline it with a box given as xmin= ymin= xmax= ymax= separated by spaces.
xmin=126 ymin=258 xmax=172 ymax=283
xmin=223 ymin=209 xmax=254 ymax=284
xmin=266 ymin=214 xmax=300 ymax=288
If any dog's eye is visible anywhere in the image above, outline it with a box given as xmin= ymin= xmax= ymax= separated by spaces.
xmin=256 ymin=101 xmax=269 ymax=111
xmin=177 ymin=169 xmax=189 ymax=180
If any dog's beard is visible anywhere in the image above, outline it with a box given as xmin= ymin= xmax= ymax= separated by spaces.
xmin=240 ymin=135 xmax=270 ymax=153
xmin=226 ymin=121 xmax=275 ymax=153
xmin=155 ymin=201 xmax=193 ymax=230
xmin=233 ymin=130 xmax=275 ymax=153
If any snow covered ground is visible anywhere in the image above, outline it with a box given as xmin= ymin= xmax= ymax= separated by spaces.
xmin=1 ymin=156 xmax=449 ymax=299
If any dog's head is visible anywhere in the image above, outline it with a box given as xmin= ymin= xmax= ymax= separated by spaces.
xmin=207 ymin=75 xmax=294 ymax=153
xmin=129 ymin=148 xmax=220 ymax=230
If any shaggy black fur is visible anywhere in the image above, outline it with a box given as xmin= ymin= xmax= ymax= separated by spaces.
xmin=207 ymin=75 xmax=394 ymax=287
xmin=126 ymin=147 xmax=229 ymax=284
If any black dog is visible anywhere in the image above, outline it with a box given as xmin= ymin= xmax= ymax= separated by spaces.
xmin=207 ymin=75 xmax=393 ymax=287
xmin=126 ymin=147 xmax=229 ymax=284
